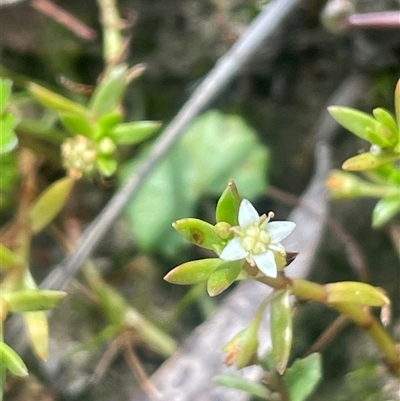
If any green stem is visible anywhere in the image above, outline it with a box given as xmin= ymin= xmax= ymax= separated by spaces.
xmin=256 ymin=275 xmax=400 ymax=376
xmin=97 ymin=0 xmax=125 ymax=68
xmin=84 ymin=263 xmax=177 ymax=358
xmin=333 ymin=302 xmax=400 ymax=375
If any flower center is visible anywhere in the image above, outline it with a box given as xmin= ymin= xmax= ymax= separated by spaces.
xmin=236 ymin=221 xmax=271 ymax=255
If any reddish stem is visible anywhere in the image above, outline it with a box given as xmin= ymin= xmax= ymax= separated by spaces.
xmin=31 ymin=0 xmax=97 ymax=40
xmin=347 ymin=12 xmax=400 ymax=29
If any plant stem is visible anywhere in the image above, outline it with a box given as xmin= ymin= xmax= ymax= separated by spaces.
xmin=97 ymin=0 xmax=124 ymax=68
xmin=256 ymin=275 xmax=400 ymax=376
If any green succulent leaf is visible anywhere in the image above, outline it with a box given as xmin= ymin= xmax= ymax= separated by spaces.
xmin=89 ymin=64 xmax=127 ymax=116
xmin=98 ymin=111 xmax=124 ymax=135
xmin=0 ymin=342 xmax=28 ymax=377
xmin=342 ymin=151 xmax=399 ymax=171
xmin=370 ymin=164 xmax=400 ymax=186
xmin=96 ymin=156 xmax=118 ymax=176
xmin=207 ymin=260 xmax=243 ymax=296
xmin=59 ymin=112 xmax=94 ymax=137
xmin=29 ymin=176 xmax=75 ymax=233
xmin=372 ymin=108 xmax=398 ymax=145
xmin=326 ymin=281 xmax=390 ymax=306
xmin=395 ymin=79 xmax=400 ymax=135
xmin=3 ymin=290 xmax=66 ymax=312
xmin=23 ymin=311 xmax=49 ymax=359
xmin=214 ymin=374 xmax=270 ymax=399
xmin=284 ymin=353 xmax=322 ymax=401
xmin=328 ymin=106 xmax=391 ymax=147
xmin=0 ymin=244 xmax=23 ymax=270
xmin=216 ymin=180 xmax=241 ymax=225
xmin=28 ymin=83 xmax=89 ymax=115
xmin=270 ymin=289 xmax=293 ymax=375
xmin=120 ymin=111 xmax=269 ymax=256
xmin=372 ymin=194 xmax=400 ymax=228
xmin=0 ymin=112 xmax=18 ymax=154
xmin=173 ymin=218 xmax=224 ymax=251
xmin=164 ymin=258 xmax=224 ymax=285
xmin=110 ymin=121 xmax=162 ymax=145
xmin=0 ymin=79 xmax=12 ymax=113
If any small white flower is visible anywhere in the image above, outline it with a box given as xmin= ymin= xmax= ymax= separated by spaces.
xmin=219 ymin=199 xmax=296 ymax=278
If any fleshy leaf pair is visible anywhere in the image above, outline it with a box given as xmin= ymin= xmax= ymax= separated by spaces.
xmin=164 ymin=258 xmax=244 ymax=297
xmin=328 ymin=79 xmax=400 ymax=171
xmin=165 ymin=181 xmax=296 ymax=295
xmin=29 ymin=65 xmax=160 ymax=178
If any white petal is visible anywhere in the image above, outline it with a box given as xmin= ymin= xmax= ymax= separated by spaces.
xmin=238 ymin=199 xmax=260 ymax=227
xmin=268 ymin=221 xmax=296 ymax=243
xmin=253 ymin=251 xmax=277 ymax=278
xmin=220 ymin=237 xmax=248 ymax=261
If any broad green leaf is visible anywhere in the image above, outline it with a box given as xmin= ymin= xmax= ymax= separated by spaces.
xmin=179 ymin=111 xmax=268 ymax=197
xmin=121 ymin=145 xmax=194 ymax=255
xmin=372 ymin=108 xmax=398 ymax=145
xmin=164 ymin=258 xmax=223 ymax=285
xmin=110 ymin=121 xmax=161 ymax=145
xmin=29 ymin=176 xmax=75 ymax=233
xmin=173 ymin=218 xmax=224 ymax=251
xmin=342 ymin=151 xmax=399 ymax=171
xmin=0 ymin=79 xmax=12 ymax=113
xmin=270 ymin=289 xmax=292 ymax=374
xmin=120 ymin=111 xmax=269 ymax=256
xmin=23 ymin=311 xmax=49 ymax=359
xmin=0 ymin=342 xmax=28 ymax=377
xmin=96 ymin=155 xmax=117 ymax=176
xmin=284 ymin=353 xmax=322 ymax=401
xmin=3 ymin=290 xmax=66 ymax=312
xmin=326 ymin=281 xmax=390 ymax=306
xmin=328 ymin=106 xmax=391 ymax=147
xmin=207 ymin=260 xmax=243 ymax=296
xmin=59 ymin=112 xmax=94 ymax=137
xmin=29 ymin=83 xmax=88 ymax=115
xmin=214 ymin=374 xmax=270 ymax=399
xmin=89 ymin=64 xmax=127 ymax=116
xmin=0 ymin=113 xmax=18 ymax=154
xmin=372 ymin=194 xmax=400 ymax=227
xmin=216 ymin=180 xmax=241 ymax=225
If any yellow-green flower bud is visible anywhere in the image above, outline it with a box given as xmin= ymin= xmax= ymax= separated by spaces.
xmin=223 ymin=319 xmax=259 ymax=369
xmin=97 ymin=137 xmax=117 ymax=156
xmin=214 ymin=222 xmax=232 ymax=239
xmin=62 ymin=135 xmax=97 ymax=179
xmin=326 ymin=170 xmax=389 ymax=198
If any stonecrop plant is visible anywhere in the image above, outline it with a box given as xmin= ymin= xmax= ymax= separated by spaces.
xmin=1 ymin=0 xmax=399 ymax=397
xmin=326 ymin=79 xmax=400 ymax=227
xmin=164 ymin=79 xmax=400 ymax=399
xmin=0 ymin=1 xmax=163 ymax=399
